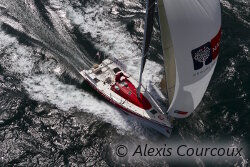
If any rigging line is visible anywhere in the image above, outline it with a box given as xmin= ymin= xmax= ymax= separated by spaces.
xmin=148 ymin=0 xmax=156 ymax=11
xmin=137 ymin=0 xmax=155 ymax=97
xmin=118 ymin=56 xmax=141 ymax=62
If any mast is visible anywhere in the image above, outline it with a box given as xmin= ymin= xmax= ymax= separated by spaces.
xmin=137 ymin=0 xmax=156 ymax=97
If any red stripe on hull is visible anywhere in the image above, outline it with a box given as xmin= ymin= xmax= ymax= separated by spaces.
xmin=83 ymin=78 xmax=171 ymax=129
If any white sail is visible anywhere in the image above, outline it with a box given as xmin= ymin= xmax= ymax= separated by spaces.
xmin=158 ymin=0 xmax=222 ymax=118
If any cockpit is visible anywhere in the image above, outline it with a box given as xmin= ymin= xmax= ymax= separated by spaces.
xmin=120 ymin=81 xmax=128 ymax=87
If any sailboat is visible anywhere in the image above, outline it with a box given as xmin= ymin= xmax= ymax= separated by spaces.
xmin=80 ymin=0 xmax=221 ymax=136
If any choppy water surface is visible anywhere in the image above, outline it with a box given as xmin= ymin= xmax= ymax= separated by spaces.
xmin=0 ymin=0 xmax=249 ymax=166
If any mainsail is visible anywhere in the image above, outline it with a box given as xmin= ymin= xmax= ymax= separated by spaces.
xmin=158 ymin=0 xmax=222 ymax=118
xmin=137 ymin=0 xmax=156 ymax=96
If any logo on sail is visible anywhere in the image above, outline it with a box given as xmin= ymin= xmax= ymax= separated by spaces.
xmin=191 ymin=29 xmax=221 ymax=71
xmin=192 ymin=42 xmax=212 ymax=70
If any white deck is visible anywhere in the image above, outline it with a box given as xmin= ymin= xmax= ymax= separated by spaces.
xmin=80 ymin=59 xmax=172 ymax=132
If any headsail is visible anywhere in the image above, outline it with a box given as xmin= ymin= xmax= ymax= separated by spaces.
xmin=137 ymin=0 xmax=156 ymax=96
xmin=158 ymin=0 xmax=222 ymax=118
xmin=158 ymin=0 xmax=176 ymax=105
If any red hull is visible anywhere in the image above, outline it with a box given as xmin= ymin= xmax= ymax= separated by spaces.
xmin=84 ymin=78 xmax=170 ymax=130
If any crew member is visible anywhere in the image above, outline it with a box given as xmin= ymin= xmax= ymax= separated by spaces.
xmin=115 ymin=72 xmax=128 ymax=83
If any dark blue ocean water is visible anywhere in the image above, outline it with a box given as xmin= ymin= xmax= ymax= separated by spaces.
xmin=0 ymin=0 xmax=249 ymax=166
